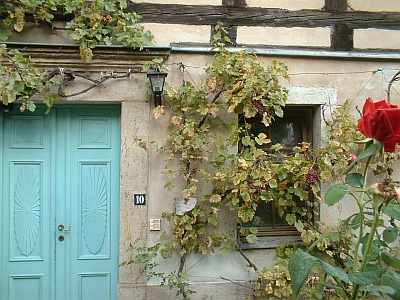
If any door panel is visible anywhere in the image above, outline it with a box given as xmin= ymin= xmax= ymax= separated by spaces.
xmin=3 ymin=108 xmax=54 ymax=300
xmin=67 ymin=109 xmax=120 ymax=300
xmin=1 ymin=106 xmax=120 ymax=300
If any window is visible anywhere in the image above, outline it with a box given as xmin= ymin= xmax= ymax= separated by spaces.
xmin=244 ymin=107 xmax=313 ymax=153
xmin=238 ymin=106 xmax=318 ymax=247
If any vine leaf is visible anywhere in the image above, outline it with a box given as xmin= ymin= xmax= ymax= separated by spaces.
xmin=246 ymin=234 xmax=258 ymax=244
xmin=0 ymin=28 xmax=12 ymax=40
xmin=324 ymin=184 xmax=348 ymax=206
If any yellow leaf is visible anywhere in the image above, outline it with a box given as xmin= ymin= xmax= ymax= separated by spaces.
xmin=152 ymin=105 xmax=165 ymax=119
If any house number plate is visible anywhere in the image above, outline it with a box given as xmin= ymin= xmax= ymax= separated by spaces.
xmin=134 ymin=194 xmax=146 ymax=206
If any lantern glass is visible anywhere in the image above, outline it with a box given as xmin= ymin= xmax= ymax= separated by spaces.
xmin=147 ymin=71 xmax=167 ymax=95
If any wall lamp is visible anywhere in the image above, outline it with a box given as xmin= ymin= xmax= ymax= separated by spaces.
xmin=147 ymin=70 xmax=168 ymax=106
xmin=2 ymin=103 xmax=14 ymax=113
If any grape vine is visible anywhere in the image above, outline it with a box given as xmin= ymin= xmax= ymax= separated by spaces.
xmin=1 ymin=0 xmax=154 ymax=62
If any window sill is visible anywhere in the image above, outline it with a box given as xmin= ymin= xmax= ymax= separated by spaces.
xmin=237 ymin=234 xmax=302 ymax=250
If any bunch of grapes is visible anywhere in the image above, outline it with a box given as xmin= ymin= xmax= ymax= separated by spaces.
xmin=248 ymin=181 xmax=262 ymax=194
xmin=80 ymin=45 xmax=93 ymax=63
xmin=305 ymin=169 xmax=321 ymax=188
xmin=248 ymin=181 xmax=271 ymax=195
xmin=14 ymin=8 xmax=25 ymax=33
xmin=252 ymin=99 xmax=264 ymax=117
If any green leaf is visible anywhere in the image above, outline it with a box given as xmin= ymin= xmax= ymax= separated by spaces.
xmin=373 ymin=239 xmax=388 ymax=248
xmin=0 ymin=28 xmax=12 ymax=40
xmin=43 ymin=12 xmax=54 ymax=22
xmin=324 ymin=184 xmax=348 ymax=206
xmin=241 ymin=191 xmax=250 ymax=202
xmin=343 ymin=161 xmax=356 ymax=175
xmin=237 ymin=206 xmax=255 ymax=223
xmin=365 ymin=264 xmax=383 ymax=277
xmin=344 ymin=213 xmax=362 ymax=230
xmin=289 ymin=249 xmax=319 ymax=296
xmin=221 ymin=245 xmax=231 ymax=256
xmin=246 ymin=234 xmax=258 ymax=244
xmin=163 ymin=181 xmax=174 ymax=190
xmin=160 ymin=247 xmax=172 ymax=259
xmin=383 ymin=227 xmax=398 ymax=244
xmin=382 ymin=270 xmax=400 ymax=300
xmin=385 ymin=201 xmax=400 ymax=221
xmin=354 ymin=142 xmax=383 ymax=162
xmin=365 ymin=218 xmax=384 ymax=228
xmin=360 ymin=233 xmax=370 ymax=244
xmin=348 ymin=272 xmax=379 ymax=285
xmin=26 ymin=101 xmax=36 ymax=112
xmin=294 ymin=220 xmax=304 ymax=232
xmin=345 ymin=173 xmax=364 ymax=188
xmin=255 ymin=133 xmax=270 ymax=145
xmin=320 ymin=261 xmax=349 ymax=284
xmin=382 ymin=252 xmax=400 ymax=269
xmin=269 ymin=179 xmax=277 ymax=189
xmin=362 ymin=243 xmax=380 ymax=262
xmin=331 ymin=232 xmax=340 ymax=242
xmin=207 ymin=213 xmax=219 ymax=226
xmin=241 ymin=136 xmax=251 ymax=146
xmin=249 ymin=226 xmax=258 ymax=234
xmin=44 ymin=95 xmax=56 ymax=110
xmin=359 ymin=285 xmax=395 ymax=295
xmin=286 ymin=214 xmax=296 ymax=226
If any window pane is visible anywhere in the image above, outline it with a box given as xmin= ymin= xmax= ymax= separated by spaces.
xmin=271 ymin=121 xmax=303 ymax=148
xmin=247 ymin=201 xmax=273 ymax=227
xmin=244 ymin=200 xmax=295 ymax=230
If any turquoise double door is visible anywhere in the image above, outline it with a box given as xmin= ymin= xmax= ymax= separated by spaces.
xmin=0 ymin=105 xmax=121 ymax=300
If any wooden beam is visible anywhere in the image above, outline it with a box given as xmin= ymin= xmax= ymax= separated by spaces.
xmin=4 ymin=43 xmax=171 ymax=71
xmin=221 ymin=0 xmax=246 ymax=45
xmin=325 ymin=0 xmax=353 ymax=50
xmin=324 ymin=0 xmax=347 ymax=12
xmin=222 ymin=0 xmax=246 ymax=7
xmin=331 ymin=24 xmax=353 ymax=50
xmin=127 ymin=3 xmax=400 ymax=30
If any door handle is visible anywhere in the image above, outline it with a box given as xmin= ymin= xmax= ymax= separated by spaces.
xmin=58 ymin=224 xmax=70 ymax=232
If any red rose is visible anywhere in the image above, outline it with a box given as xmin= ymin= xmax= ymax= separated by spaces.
xmin=396 ymin=187 xmax=400 ymax=204
xmin=358 ymin=97 xmax=400 ymax=152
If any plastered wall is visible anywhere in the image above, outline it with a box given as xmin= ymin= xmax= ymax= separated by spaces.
xmin=246 ymin=0 xmax=323 ymax=10
xmin=130 ymin=0 xmax=220 ymax=4
xmin=349 ymin=0 xmax=400 ymax=12
xmin=237 ymin=27 xmax=331 ymax=47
